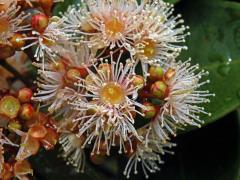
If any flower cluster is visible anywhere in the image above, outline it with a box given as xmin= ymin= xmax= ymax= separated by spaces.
xmin=0 ymin=0 xmax=214 ymax=179
xmin=0 ymin=88 xmax=59 ymax=179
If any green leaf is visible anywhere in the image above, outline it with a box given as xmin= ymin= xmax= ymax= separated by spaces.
xmin=178 ymin=0 xmax=240 ymax=128
xmin=53 ymin=0 xmax=80 ymax=15
xmin=118 ymin=111 xmax=240 ymax=180
xmin=163 ymin=0 xmax=180 ymax=4
xmin=157 ymin=111 xmax=240 ymax=180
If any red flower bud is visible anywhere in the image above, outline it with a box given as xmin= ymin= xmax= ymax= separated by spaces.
xmin=20 ymin=103 xmax=34 ymax=120
xmin=18 ymin=88 xmax=33 ymax=103
xmin=31 ymin=14 xmax=49 ymax=33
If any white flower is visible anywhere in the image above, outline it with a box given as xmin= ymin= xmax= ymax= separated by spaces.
xmin=71 ymin=51 xmax=145 ymax=155
xmin=22 ymin=17 xmax=69 ymax=70
xmin=33 ymin=43 xmax=94 ymax=114
xmin=123 ymin=126 xmax=175 ymax=179
xmin=0 ymin=1 xmax=30 ymax=45
xmin=152 ymin=59 xmax=214 ymax=140
xmin=61 ymin=0 xmax=144 ymax=51
xmin=59 ymin=132 xmax=86 ymax=173
xmin=134 ymin=0 xmax=189 ymax=74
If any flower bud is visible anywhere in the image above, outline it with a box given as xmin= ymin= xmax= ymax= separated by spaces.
xmin=28 ymin=124 xmax=48 ymax=139
xmin=148 ymin=66 xmax=164 ymax=82
xmin=0 ymin=96 xmax=20 ymax=119
xmin=132 ymin=75 xmax=144 ymax=88
xmin=31 ymin=13 xmax=49 ymax=33
xmin=18 ymin=88 xmax=33 ymax=103
xmin=10 ymin=33 xmax=25 ymax=50
xmin=20 ymin=103 xmax=34 ymax=120
xmin=151 ymin=81 xmax=167 ymax=99
xmin=142 ymin=102 xmax=157 ymax=119
xmin=164 ymin=68 xmax=176 ymax=81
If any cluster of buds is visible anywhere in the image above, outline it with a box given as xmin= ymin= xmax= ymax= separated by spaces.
xmin=0 ymin=0 xmax=215 ymax=179
xmin=141 ymin=66 xmax=175 ymax=122
xmin=0 ymin=88 xmax=59 ymax=179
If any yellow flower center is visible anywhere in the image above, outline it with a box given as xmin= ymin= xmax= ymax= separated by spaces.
xmin=0 ymin=17 xmax=10 ymax=33
xmin=100 ymin=82 xmax=125 ymax=105
xmin=143 ymin=39 xmax=157 ymax=58
xmin=105 ymin=17 xmax=124 ymax=37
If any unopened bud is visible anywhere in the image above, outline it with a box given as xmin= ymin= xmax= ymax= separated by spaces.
xmin=132 ymin=75 xmax=144 ymax=88
xmin=0 ymin=96 xmax=20 ymax=119
xmin=142 ymin=102 xmax=157 ymax=119
xmin=151 ymin=81 xmax=167 ymax=99
xmin=28 ymin=124 xmax=48 ymax=139
xmin=31 ymin=13 xmax=49 ymax=33
xmin=149 ymin=66 xmax=164 ymax=82
xmin=18 ymin=88 xmax=33 ymax=103
xmin=20 ymin=103 xmax=34 ymax=120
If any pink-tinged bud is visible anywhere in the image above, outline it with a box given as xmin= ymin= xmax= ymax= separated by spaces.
xmin=18 ymin=88 xmax=33 ymax=103
xmin=20 ymin=103 xmax=34 ymax=120
xmin=148 ymin=66 xmax=164 ymax=82
xmin=0 ymin=96 xmax=20 ymax=119
xmin=132 ymin=75 xmax=144 ymax=88
xmin=31 ymin=14 xmax=49 ymax=33
xmin=28 ymin=124 xmax=48 ymax=139
xmin=142 ymin=102 xmax=157 ymax=119
xmin=151 ymin=81 xmax=168 ymax=99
